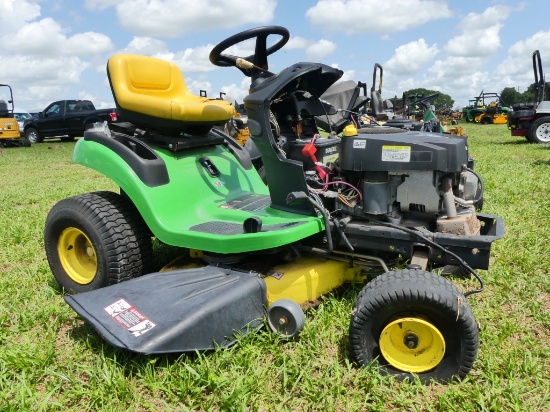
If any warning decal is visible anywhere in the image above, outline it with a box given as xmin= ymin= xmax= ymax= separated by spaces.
xmin=104 ymin=298 xmax=156 ymax=337
xmin=268 ymin=271 xmax=284 ymax=280
xmin=381 ymin=145 xmax=411 ymax=162
xmin=353 ymin=140 xmax=367 ymax=149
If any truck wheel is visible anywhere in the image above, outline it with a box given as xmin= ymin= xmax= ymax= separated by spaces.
xmin=349 ymin=269 xmax=478 ymax=383
xmin=44 ymin=191 xmax=153 ymax=294
xmin=528 ymin=116 xmax=550 ymax=143
xmin=25 ymin=127 xmax=43 ymax=143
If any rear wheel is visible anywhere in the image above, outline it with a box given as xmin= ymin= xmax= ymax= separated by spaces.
xmin=528 ymin=116 xmax=550 ymax=143
xmin=44 ymin=191 xmax=153 ymax=294
xmin=25 ymin=127 xmax=43 ymax=143
xmin=349 ymin=269 xmax=478 ymax=383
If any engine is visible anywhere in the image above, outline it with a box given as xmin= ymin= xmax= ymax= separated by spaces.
xmin=338 ymin=129 xmax=477 ymax=207
xmin=271 ymin=104 xmax=482 ymax=236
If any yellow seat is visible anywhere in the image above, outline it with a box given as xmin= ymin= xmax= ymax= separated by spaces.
xmin=107 ymin=54 xmax=233 ymax=135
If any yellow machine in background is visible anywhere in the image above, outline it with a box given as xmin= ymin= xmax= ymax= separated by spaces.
xmin=474 ymin=101 xmax=508 ymax=124
xmin=0 ymin=84 xmax=30 ymax=147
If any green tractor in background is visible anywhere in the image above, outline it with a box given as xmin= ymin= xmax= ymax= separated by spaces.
xmin=462 ymin=91 xmax=510 ymax=124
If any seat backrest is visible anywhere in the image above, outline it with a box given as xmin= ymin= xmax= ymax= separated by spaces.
xmin=0 ymin=100 xmax=7 ymax=117
xmin=108 ymin=54 xmax=191 ymax=114
xmin=371 ymin=90 xmax=383 ymax=116
xmin=107 ymin=54 xmax=233 ymax=135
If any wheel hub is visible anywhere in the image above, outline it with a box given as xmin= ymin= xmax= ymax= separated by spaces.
xmin=404 ymin=333 xmax=419 ymax=349
xmin=535 ymin=122 xmax=550 ymax=142
xmin=379 ymin=317 xmax=445 ymax=373
xmin=58 ymin=227 xmax=97 ymax=284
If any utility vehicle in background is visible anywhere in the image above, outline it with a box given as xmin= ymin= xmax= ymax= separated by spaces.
xmin=507 ymin=50 xmax=550 ymax=143
xmin=463 ymin=91 xmax=509 ymax=124
xmin=0 ymin=84 xmax=30 ymax=147
xmin=24 ymin=99 xmax=118 ymax=143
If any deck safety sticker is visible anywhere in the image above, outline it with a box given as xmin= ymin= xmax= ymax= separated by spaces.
xmin=381 ymin=145 xmax=411 ymax=162
xmin=104 ymin=298 xmax=156 ymax=337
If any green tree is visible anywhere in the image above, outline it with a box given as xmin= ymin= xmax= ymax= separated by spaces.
xmin=500 ymin=83 xmax=537 ymax=106
xmin=499 ymin=87 xmax=519 ymax=107
xmin=519 ymin=83 xmax=536 ymax=104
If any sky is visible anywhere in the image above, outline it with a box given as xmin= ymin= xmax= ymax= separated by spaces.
xmin=1 ymin=0 xmax=550 ymax=113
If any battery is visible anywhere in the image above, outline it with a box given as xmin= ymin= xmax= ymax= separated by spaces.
xmin=288 ymin=136 xmax=340 ymax=169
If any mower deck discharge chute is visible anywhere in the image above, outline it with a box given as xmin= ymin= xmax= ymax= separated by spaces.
xmin=45 ymin=26 xmax=504 ymax=383
xmin=65 ymin=266 xmax=267 ymax=353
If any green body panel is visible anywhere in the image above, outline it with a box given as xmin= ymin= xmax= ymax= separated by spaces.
xmin=72 ymin=138 xmax=324 ymax=253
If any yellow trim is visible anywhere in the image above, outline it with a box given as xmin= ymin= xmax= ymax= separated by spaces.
xmin=379 ymin=317 xmax=445 ymax=373
xmin=263 ymin=256 xmax=363 ymax=306
xmin=0 ymin=118 xmax=20 ymax=139
xmin=108 ymin=54 xmax=233 ymax=123
xmin=58 ymin=227 xmax=98 ymax=285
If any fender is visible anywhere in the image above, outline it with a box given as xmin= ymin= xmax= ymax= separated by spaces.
xmin=72 ymin=131 xmax=324 ymax=253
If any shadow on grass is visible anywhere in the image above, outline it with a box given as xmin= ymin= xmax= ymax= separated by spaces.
xmin=66 ymin=317 xmax=201 ymax=372
xmin=493 ymin=139 xmax=530 ymax=146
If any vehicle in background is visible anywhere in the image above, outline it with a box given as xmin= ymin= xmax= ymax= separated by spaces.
xmin=462 ymin=91 xmax=510 ymax=124
xmin=0 ymin=84 xmax=31 ymax=147
xmin=23 ymin=99 xmax=118 ymax=143
xmin=507 ymin=50 xmax=550 ymax=143
xmin=13 ymin=110 xmax=33 ymax=134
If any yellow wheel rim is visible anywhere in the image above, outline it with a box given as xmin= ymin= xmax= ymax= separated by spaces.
xmin=57 ymin=227 xmax=97 ymax=284
xmin=379 ymin=317 xmax=445 ymax=373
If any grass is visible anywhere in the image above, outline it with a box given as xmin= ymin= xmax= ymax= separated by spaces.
xmin=0 ymin=124 xmax=549 ymax=411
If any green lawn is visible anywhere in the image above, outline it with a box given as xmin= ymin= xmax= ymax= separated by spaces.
xmin=0 ymin=124 xmax=549 ymax=411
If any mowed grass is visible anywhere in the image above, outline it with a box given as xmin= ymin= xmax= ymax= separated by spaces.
xmin=0 ymin=124 xmax=549 ymax=411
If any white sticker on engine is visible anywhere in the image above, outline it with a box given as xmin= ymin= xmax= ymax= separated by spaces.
xmin=353 ymin=140 xmax=366 ymax=149
xmin=381 ymin=145 xmax=411 ymax=162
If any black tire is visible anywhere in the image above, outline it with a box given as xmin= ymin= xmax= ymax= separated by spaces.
xmin=44 ymin=191 xmax=153 ymax=294
xmin=527 ymin=116 xmax=550 ymax=143
xmin=349 ymin=269 xmax=478 ymax=383
xmin=480 ymin=116 xmax=492 ymax=125
xmin=25 ymin=127 xmax=43 ymax=143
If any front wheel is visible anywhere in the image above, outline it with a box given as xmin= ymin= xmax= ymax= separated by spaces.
xmin=349 ymin=269 xmax=478 ymax=383
xmin=25 ymin=127 xmax=43 ymax=143
xmin=44 ymin=191 xmax=153 ymax=294
xmin=528 ymin=116 xmax=550 ymax=143
xmin=480 ymin=116 xmax=492 ymax=125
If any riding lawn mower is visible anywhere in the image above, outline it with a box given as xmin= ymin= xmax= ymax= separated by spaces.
xmin=44 ymin=26 xmax=504 ymax=383
xmin=507 ymin=50 xmax=550 ymax=143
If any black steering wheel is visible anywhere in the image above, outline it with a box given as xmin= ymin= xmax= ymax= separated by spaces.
xmin=209 ymin=26 xmax=290 ymax=78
